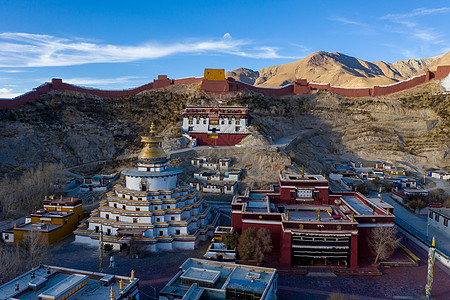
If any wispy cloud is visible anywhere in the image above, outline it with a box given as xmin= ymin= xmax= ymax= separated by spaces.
xmin=0 ymin=87 xmax=18 ymax=98
xmin=0 ymin=32 xmax=299 ymax=68
xmin=330 ymin=17 xmax=364 ymax=26
xmin=60 ymin=76 xmax=144 ymax=87
xmin=0 ymin=69 xmax=28 ymax=73
xmin=381 ymin=7 xmax=450 ymax=45
xmin=381 ymin=7 xmax=450 ymax=19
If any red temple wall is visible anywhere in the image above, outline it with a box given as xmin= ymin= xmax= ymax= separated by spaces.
xmin=188 ymin=133 xmax=249 ymax=146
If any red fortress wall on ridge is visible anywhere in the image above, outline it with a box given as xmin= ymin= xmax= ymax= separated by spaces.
xmin=1 ymin=66 xmax=450 ymax=110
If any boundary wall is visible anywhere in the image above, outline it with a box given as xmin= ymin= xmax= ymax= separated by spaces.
xmin=1 ymin=66 xmax=450 ymax=110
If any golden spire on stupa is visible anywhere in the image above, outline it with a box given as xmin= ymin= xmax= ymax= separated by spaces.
xmin=139 ymin=123 xmax=167 ymax=162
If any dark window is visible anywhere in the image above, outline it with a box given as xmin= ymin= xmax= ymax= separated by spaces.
xmin=188 ymin=126 xmax=193 ymax=131
xmin=4 ymin=234 xmax=9 ymax=240
xmin=235 ymin=126 xmax=240 ymax=132
xmin=123 ymin=205 xmax=126 ymax=210
xmin=122 ymin=195 xmax=125 ymax=198
xmin=64 ymin=219 xmax=67 ymax=224
xmin=444 ymin=219 xmax=448 ymax=227
xmin=136 ymin=207 xmax=140 ymax=211
xmin=429 ymin=211 xmax=433 ymax=218
xmin=105 ymin=214 xmax=109 ymax=220
xmin=95 ymin=226 xmax=99 ymax=232
xmin=116 ymin=216 xmax=119 ymax=222
xmin=114 ymin=203 xmax=117 ymax=208
xmin=133 ymin=218 xmax=138 ymax=223
xmin=203 ymin=120 xmax=206 ymax=124
xmin=159 ymin=231 xmax=163 ymax=236
xmin=171 ymin=217 xmax=175 ymax=221
xmin=435 ymin=214 xmax=439 ymax=222
xmin=130 ymin=196 xmax=133 ymax=200
xmin=107 ymin=229 xmax=111 ymax=235
xmin=176 ymin=230 xmax=180 ymax=234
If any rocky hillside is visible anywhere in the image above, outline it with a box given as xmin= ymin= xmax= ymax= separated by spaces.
xmin=226 ymin=80 xmax=449 ymax=173
xmin=0 ymin=78 xmax=448 ymax=179
xmin=226 ymin=51 xmax=450 ymax=88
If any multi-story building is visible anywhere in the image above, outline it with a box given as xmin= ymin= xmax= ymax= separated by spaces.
xmin=428 ymin=208 xmax=449 ymax=234
xmin=1 ymin=196 xmax=83 ymax=244
xmin=191 ymin=157 xmax=231 ymax=171
xmin=0 ymin=264 xmax=139 ymax=299
xmin=74 ymin=125 xmax=217 ymax=252
xmin=231 ymin=171 xmax=395 ymax=268
xmin=159 ymin=258 xmax=277 ymax=300
xmin=181 ymin=105 xmax=250 ymax=146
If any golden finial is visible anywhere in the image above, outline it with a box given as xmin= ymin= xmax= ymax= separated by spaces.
xmin=150 ymin=123 xmax=156 ymax=134
xmin=71 ymin=197 xmax=73 ymax=201
xmin=351 ymin=214 xmax=354 ymax=222
xmin=286 ymin=210 xmax=289 ymax=221
xmin=432 ymin=236 xmax=435 ymax=247
xmin=131 ymin=270 xmax=135 ymax=280
xmin=317 ymin=209 xmax=321 ymax=221
xmin=323 ymin=173 xmax=326 ymax=180
xmin=301 ymin=165 xmax=304 ymax=177
xmin=380 ymin=194 xmax=383 ymax=203
xmin=60 ymin=195 xmax=62 ymax=200
xmin=119 ymin=280 xmax=123 ymax=293
xmin=14 ymin=223 xmax=16 ymax=228
xmin=45 ymin=196 xmax=47 ymax=201
xmin=386 ymin=208 xmax=390 ymax=215
xmin=110 ymin=286 xmax=115 ymax=300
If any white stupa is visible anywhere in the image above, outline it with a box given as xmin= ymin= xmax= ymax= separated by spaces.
xmin=75 ymin=124 xmax=216 ymax=252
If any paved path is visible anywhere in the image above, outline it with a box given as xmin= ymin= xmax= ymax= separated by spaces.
xmin=381 ymin=193 xmax=450 ymax=256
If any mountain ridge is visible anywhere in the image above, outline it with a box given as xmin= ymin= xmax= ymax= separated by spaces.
xmin=226 ymin=51 xmax=450 ymax=88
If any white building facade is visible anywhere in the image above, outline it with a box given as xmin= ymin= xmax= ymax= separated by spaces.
xmin=74 ymin=125 xmax=216 ymax=252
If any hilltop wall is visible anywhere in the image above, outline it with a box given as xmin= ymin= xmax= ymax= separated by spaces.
xmin=1 ymin=66 xmax=449 ymax=110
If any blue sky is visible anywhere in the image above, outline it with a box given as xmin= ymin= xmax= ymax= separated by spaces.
xmin=1 ymin=0 xmax=450 ymax=98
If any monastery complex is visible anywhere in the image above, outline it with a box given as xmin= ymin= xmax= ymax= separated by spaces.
xmin=74 ymin=125 xmax=217 ymax=251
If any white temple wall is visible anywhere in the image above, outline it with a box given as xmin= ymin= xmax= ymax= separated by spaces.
xmin=156 ymin=242 xmax=173 ymax=251
xmin=126 ymin=175 xmax=177 ymax=191
xmin=173 ymin=240 xmax=195 ymax=250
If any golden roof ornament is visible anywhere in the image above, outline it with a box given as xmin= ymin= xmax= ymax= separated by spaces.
xmin=138 ymin=123 xmax=167 ymax=162
xmin=110 ymin=286 xmax=115 ymax=300
xmin=131 ymin=270 xmax=135 ymax=280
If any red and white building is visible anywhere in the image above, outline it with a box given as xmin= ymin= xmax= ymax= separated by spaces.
xmin=182 ymin=105 xmax=250 ymax=146
xmin=231 ymin=172 xmax=395 ymax=268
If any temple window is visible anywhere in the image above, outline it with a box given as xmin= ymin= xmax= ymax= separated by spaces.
xmin=114 ymin=203 xmax=117 ymax=208
xmin=176 ymin=230 xmax=180 ymax=234
xmin=203 ymin=120 xmax=206 ymax=124
xmin=159 ymin=231 xmax=163 ymax=236
xmin=435 ymin=214 xmax=439 ymax=222
xmin=171 ymin=217 xmax=175 ymax=221
xmin=136 ymin=207 xmax=140 ymax=211
xmin=123 ymin=205 xmax=126 ymax=210
xmin=133 ymin=218 xmax=138 ymax=223
xmin=106 ymin=214 xmax=109 ymax=220
xmin=116 ymin=216 xmax=119 ymax=222
xmin=107 ymin=229 xmax=111 ymax=235
xmin=95 ymin=226 xmax=99 ymax=232
xmin=130 ymin=196 xmax=133 ymax=200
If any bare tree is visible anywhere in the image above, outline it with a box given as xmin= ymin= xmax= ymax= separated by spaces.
xmin=238 ymin=228 xmax=257 ymax=260
xmin=0 ymin=163 xmax=65 ymax=218
xmin=221 ymin=232 xmax=238 ymax=250
xmin=368 ymin=226 xmax=399 ymax=264
xmin=237 ymin=228 xmax=273 ymax=263
xmin=20 ymin=229 xmax=48 ymax=269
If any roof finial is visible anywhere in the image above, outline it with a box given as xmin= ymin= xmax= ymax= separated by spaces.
xmin=131 ymin=269 xmax=135 ymax=280
xmin=110 ymin=285 xmax=115 ymax=300
xmin=432 ymin=236 xmax=435 ymax=247
xmin=150 ymin=123 xmax=156 ymax=135
xmin=301 ymin=165 xmax=304 ymax=177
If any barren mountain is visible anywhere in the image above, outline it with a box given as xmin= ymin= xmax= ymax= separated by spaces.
xmin=226 ymin=51 xmax=450 ymax=88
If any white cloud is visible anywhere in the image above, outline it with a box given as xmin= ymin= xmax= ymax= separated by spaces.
xmin=223 ymin=33 xmax=232 ymax=39
xmin=0 ymin=32 xmax=298 ymax=68
xmin=382 ymin=7 xmax=450 ymax=19
xmin=330 ymin=17 xmax=364 ymax=26
xmin=0 ymin=88 xmax=18 ymax=98
xmin=61 ymin=76 xmax=144 ymax=87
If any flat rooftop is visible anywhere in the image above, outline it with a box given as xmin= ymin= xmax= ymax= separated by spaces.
xmin=431 ymin=208 xmax=450 ymax=219
xmin=342 ymin=196 xmax=374 ymax=215
xmin=0 ymin=265 xmax=138 ymax=300
xmin=160 ymin=258 xmax=276 ymax=298
xmin=246 ymin=200 xmax=269 ymax=212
